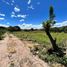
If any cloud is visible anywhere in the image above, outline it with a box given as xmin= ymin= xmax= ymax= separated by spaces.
xmin=2 ymin=0 xmax=10 ymax=5
xmin=0 ymin=24 xmax=9 ymax=27
xmin=11 ymin=11 xmax=17 ymax=18
xmin=2 ymin=0 xmax=15 ymax=6
xmin=54 ymin=21 xmax=67 ymax=27
xmin=11 ymin=14 xmax=27 ymax=18
xmin=11 ymin=0 xmax=15 ymax=5
xmin=28 ymin=0 xmax=31 ymax=5
xmin=28 ymin=5 xmax=34 ymax=10
xmin=20 ymin=19 xmax=25 ymax=22
xmin=14 ymin=7 xmax=20 ymax=12
xmin=11 ymin=14 xmax=16 ymax=18
xmin=27 ymin=0 xmax=34 ymax=10
xmin=12 ymin=0 xmax=15 ymax=3
xmin=11 ymin=12 xmax=27 ymax=19
xmin=18 ymin=23 xmax=42 ymax=29
xmin=0 ymin=18 xmax=5 ymax=20
xmin=12 ymin=12 xmax=15 ymax=15
xmin=17 ymin=14 xmax=27 ymax=18
xmin=11 ymin=11 xmax=16 ymax=18
xmin=0 ymin=13 xmax=5 ymax=16
xmin=18 ymin=21 xmax=67 ymax=29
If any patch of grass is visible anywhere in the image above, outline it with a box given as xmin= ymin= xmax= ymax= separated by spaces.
xmin=31 ymin=44 xmax=67 ymax=66
xmin=12 ymin=31 xmax=67 ymax=66
xmin=0 ymin=29 xmax=6 ymax=40
xmin=12 ymin=31 xmax=67 ymax=46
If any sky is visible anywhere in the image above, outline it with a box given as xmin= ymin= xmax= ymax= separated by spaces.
xmin=0 ymin=0 xmax=67 ymax=29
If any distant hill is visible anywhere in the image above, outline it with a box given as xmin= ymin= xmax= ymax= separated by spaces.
xmin=0 ymin=26 xmax=7 ymax=29
xmin=0 ymin=26 xmax=21 ymax=32
xmin=0 ymin=25 xmax=67 ymax=33
xmin=50 ymin=26 xmax=67 ymax=33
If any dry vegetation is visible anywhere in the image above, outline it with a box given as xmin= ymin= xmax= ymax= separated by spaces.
xmin=12 ymin=31 xmax=67 ymax=46
xmin=12 ymin=31 xmax=67 ymax=67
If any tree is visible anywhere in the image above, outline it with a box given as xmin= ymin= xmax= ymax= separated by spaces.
xmin=30 ymin=28 xmax=34 ymax=31
xmin=8 ymin=26 xmax=21 ymax=31
xmin=14 ymin=26 xmax=21 ymax=31
xmin=43 ymin=6 xmax=64 ymax=56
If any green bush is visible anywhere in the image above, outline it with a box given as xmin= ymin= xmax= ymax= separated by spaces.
xmin=59 ymin=56 xmax=67 ymax=66
xmin=12 ymin=31 xmax=67 ymax=66
xmin=31 ymin=43 xmax=67 ymax=66
xmin=38 ymin=52 xmax=67 ymax=66
xmin=0 ymin=29 xmax=6 ymax=40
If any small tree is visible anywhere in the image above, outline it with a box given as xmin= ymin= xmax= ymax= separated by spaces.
xmin=43 ymin=6 xmax=64 ymax=56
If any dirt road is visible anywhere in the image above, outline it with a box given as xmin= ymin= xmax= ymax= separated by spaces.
xmin=0 ymin=33 xmax=49 ymax=67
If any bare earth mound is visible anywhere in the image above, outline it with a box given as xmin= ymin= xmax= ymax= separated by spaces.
xmin=0 ymin=33 xmax=49 ymax=67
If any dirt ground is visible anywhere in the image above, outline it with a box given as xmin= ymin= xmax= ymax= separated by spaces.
xmin=0 ymin=33 xmax=49 ymax=67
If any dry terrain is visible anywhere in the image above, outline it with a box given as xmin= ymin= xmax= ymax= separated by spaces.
xmin=0 ymin=33 xmax=49 ymax=67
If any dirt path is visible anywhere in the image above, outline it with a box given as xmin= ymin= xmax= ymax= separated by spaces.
xmin=0 ymin=33 xmax=49 ymax=67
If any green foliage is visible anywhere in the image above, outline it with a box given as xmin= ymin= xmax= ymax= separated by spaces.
xmin=31 ymin=43 xmax=67 ymax=66
xmin=43 ymin=21 xmax=51 ymax=29
xmin=8 ymin=26 xmax=21 ymax=32
xmin=30 ymin=41 xmax=67 ymax=66
xmin=49 ymin=6 xmax=55 ymax=20
xmin=59 ymin=56 xmax=67 ymax=66
xmin=12 ymin=31 xmax=67 ymax=66
xmin=12 ymin=31 xmax=67 ymax=46
xmin=0 ymin=29 xmax=6 ymax=40
xmin=43 ymin=6 xmax=56 ymax=29
xmin=41 ymin=54 xmax=67 ymax=66
xmin=50 ymin=26 xmax=67 ymax=33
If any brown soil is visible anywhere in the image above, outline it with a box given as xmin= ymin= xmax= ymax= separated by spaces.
xmin=0 ymin=33 xmax=49 ymax=67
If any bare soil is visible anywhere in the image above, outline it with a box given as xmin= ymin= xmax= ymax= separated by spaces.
xmin=0 ymin=33 xmax=49 ymax=67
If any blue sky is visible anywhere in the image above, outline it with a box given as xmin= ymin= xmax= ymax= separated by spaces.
xmin=0 ymin=0 xmax=67 ymax=29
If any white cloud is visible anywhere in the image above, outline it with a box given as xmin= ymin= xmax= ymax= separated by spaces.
xmin=11 ymin=11 xmax=27 ymax=20
xmin=11 ymin=13 xmax=27 ymax=18
xmin=11 ymin=11 xmax=16 ymax=18
xmin=32 ymin=24 xmax=42 ymax=29
xmin=11 ymin=0 xmax=15 ymax=5
xmin=14 ymin=7 xmax=20 ymax=12
xmin=0 ymin=13 xmax=5 ymax=16
xmin=0 ymin=24 xmax=9 ymax=27
xmin=2 ymin=0 xmax=10 ymax=5
xmin=28 ymin=0 xmax=31 ymax=5
xmin=18 ymin=21 xmax=67 ymax=29
xmin=18 ymin=23 xmax=42 ymax=29
xmin=0 ymin=18 xmax=5 ymax=20
xmin=12 ymin=12 xmax=15 ymax=15
xmin=11 ymin=14 xmax=16 ymax=18
xmin=54 ymin=21 xmax=67 ymax=27
xmin=17 ymin=14 xmax=27 ymax=18
xmin=12 ymin=0 xmax=15 ymax=3
xmin=20 ymin=19 xmax=25 ymax=22
xmin=28 ymin=5 xmax=34 ymax=10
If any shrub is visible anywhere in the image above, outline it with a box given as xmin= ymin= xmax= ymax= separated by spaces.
xmin=31 ymin=42 xmax=67 ymax=66
xmin=0 ymin=29 xmax=6 ymax=40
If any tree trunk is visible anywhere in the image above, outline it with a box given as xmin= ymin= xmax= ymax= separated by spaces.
xmin=45 ymin=30 xmax=59 ymax=51
xmin=45 ymin=30 xmax=65 ymax=57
